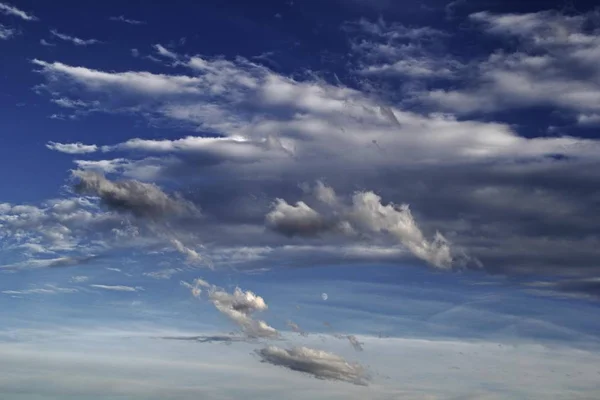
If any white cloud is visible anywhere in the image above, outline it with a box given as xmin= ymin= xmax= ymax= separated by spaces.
xmin=182 ymin=280 xmax=278 ymax=338
xmin=90 ymin=284 xmax=142 ymax=292
xmin=70 ymin=276 xmax=89 ymax=283
xmin=29 ymin=44 xmax=600 ymax=277
xmin=426 ymin=10 xmax=600 ymax=116
xmin=0 ymin=23 xmax=16 ymax=40
xmin=266 ymin=183 xmax=454 ymax=269
xmin=50 ymin=30 xmax=100 ymax=46
xmin=256 ymin=345 xmax=369 ymax=385
xmin=0 ymin=2 xmax=37 ymax=21
xmin=2 ymin=284 xmax=77 ymax=295
xmin=144 ymin=268 xmax=183 ymax=279
xmin=40 ymin=38 xmax=55 ymax=46
xmin=154 ymin=44 xmax=178 ymax=59
xmin=109 ymin=15 xmax=145 ymax=25
xmin=46 ymin=141 xmax=98 ymax=154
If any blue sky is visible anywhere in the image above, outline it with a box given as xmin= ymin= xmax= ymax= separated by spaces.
xmin=1 ymin=0 xmax=600 ymax=398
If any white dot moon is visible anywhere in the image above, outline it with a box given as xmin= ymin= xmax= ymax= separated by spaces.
xmin=321 ymin=293 xmax=328 ymax=301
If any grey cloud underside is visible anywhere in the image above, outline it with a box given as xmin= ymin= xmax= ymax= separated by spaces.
xmin=29 ymin=13 xmax=600 ymax=287
xmin=73 ymin=170 xmax=199 ymax=219
xmin=256 ymin=345 xmax=369 ymax=386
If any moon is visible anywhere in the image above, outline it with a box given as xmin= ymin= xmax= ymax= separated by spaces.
xmin=321 ymin=293 xmax=328 ymax=301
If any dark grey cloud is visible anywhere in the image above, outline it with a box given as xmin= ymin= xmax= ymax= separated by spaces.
xmin=256 ymin=345 xmax=369 ymax=385
xmin=73 ymin=170 xmax=199 ymax=219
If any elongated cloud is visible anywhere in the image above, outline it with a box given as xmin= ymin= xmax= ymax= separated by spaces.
xmin=72 ymin=171 xmax=198 ymax=219
xmin=266 ymin=183 xmax=453 ymax=269
xmin=90 ymin=284 xmax=141 ymax=292
xmin=0 ymin=2 xmax=37 ymax=21
xmin=50 ymin=30 xmax=100 ymax=46
xmin=109 ymin=15 xmax=145 ymax=25
xmin=47 ymin=142 xmax=98 ymax=154
xmin=256 ymin=346 xmax=368 ymax=385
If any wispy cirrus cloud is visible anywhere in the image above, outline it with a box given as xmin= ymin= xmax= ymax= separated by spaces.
xmin=90 ymin=284 xmax=142 ymax=292
xmin=2 ymin=284 xmax=78 ymax=295
xmin=0 ymin=2 xmax=37 ymax=21
xmin=50 ymin=30 xmax=100 ymax=46
xmin=0 ymin=23 xmax=17 ymax=40
xmin=109 ymin=15 xmax=145 ymax=25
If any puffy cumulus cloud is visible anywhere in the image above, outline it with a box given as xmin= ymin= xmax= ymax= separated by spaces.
xmin=426 ymin=10 xmax=600 ymax=118
xmin=266 ymin=183 xmax=454 ymax=269
xmin=209 ymin=286 xmax=278 ymax=338
xmin=50 ymin=30 xmax=100 ymax=46
xmin=256 ymin=346 xmax=369 ymax=385
xmin=265 ymin=199 xmax=331 ymax=238
xmin=0 ymin=2 xmax=37 ymax=21
xmin=72 ymin=171 xmax=199 ymax=219
xmin=182 ymin=280 xmax=278 ymax=338
xmin=46 ymin=141 xmax=98 ymax=154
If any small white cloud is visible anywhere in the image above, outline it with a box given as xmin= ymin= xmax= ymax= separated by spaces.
xmin=70 ymin=276 xmax=89 ymax=283
xmin=50 ymin=30 xmax=100 ymax=46
xmin=90 ymin=284 xmax=142 ymax=292
xmin=144 ymin=268 xmax=183 ymax=279
xmin=109 ymin=15 xmax=145 ymax=25
xmin=154 ymin=44 xmax=178 ymax=59
xmin=40 ymin=38 xmax=56 ymax=46
xmin=46 ymin=141 xmax=98 ymax=154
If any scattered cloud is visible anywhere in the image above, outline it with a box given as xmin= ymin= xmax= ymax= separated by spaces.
xmin=50 ymin=30 xmax=100 ymax=46
xmin=70 ymin=275 xmax=89 ymax=283
xmin=426 ymin=10 xmax=600 ymax=117
xmin=0 ymin=2 xmax=37 ymax=21
xmin=256 ymin=346 xmax=369 ymax=385
xmin=46 ymin=141 xmax=98 ymax=154
xmin=29 ymin=41 xmax=600 ymax=279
